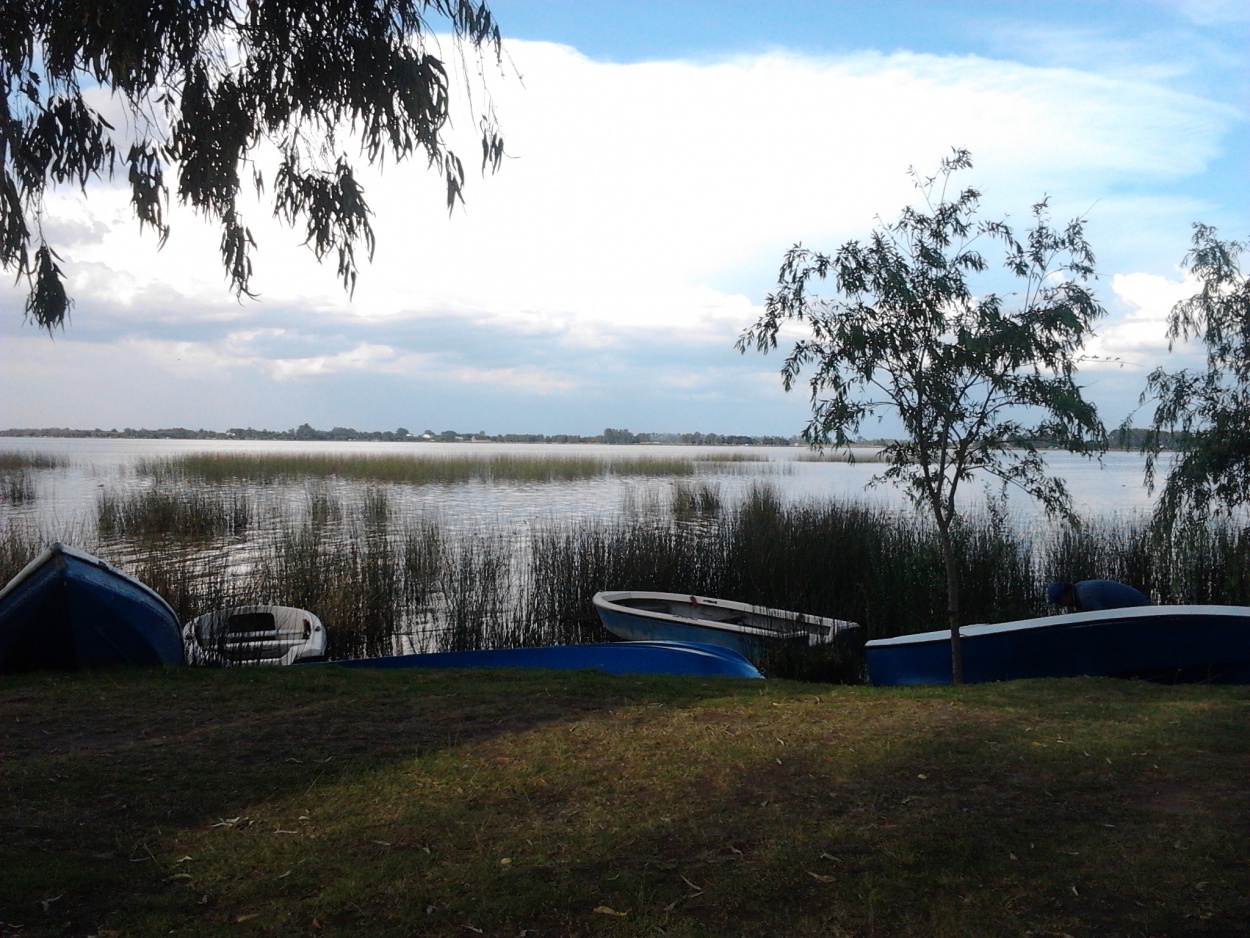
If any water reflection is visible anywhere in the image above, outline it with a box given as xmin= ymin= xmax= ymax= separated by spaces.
xmin=1 ymin=437 xmax=1163 ymax=533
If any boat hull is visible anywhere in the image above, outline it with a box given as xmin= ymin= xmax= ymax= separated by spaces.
xmin=329 ymin=641 xmax=763 ymax=678
xmin=0 ymin=543 xmax=184 ymax=674
xmin=594 ymin=591 xmax=859 ymax=659
xmin=866 ymin=605 xmax=1250 ymax=686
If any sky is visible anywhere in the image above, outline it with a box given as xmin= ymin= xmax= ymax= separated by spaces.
xmin=1 ymin=0 xmax=1247 ymax=437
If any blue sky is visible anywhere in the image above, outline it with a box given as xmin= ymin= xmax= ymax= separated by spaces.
xmin=1 ymin=0 xmax=1246 ymax=436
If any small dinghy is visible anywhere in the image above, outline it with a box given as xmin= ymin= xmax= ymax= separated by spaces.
xmin=184 ymin=605 xmax=327 ymax=666
xmin=593 ymin=591 xmax=859 ymax=659
xmin=0 ymin=543 xmax=183 ymax=673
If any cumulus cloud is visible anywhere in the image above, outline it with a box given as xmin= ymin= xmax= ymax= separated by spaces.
xmin=1 ymin=31 xmax=1243 ymax=433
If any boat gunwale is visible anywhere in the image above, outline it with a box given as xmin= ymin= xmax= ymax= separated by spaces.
xmin=0 ymin=542 xmax=179 ymax=623
xmin=593 ymin=590 xmax=859 ymax=640
xmin=865 ymin=604 xmax=1250 ymax=648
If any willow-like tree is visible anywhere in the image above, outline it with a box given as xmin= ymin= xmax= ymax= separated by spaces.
xmin=1141 ymin=225 xmax=1250 ymax=529
xmin=738 ymin=149 xmax=1107 ymax=683
xmin=1 ymin=0 xmax=507 ymax=331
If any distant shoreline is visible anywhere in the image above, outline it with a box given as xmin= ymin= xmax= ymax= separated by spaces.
xmin=0 ymin=426 xmax=802 ymax=446
xmin=0 ymin=426 xmax=1172 ymax=451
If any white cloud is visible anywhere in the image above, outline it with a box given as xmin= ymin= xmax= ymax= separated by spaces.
xmin=1082 ymin=269 xmax=1203 ymax=377
xmin=2 ymin=35 xmax=1243 ymax=433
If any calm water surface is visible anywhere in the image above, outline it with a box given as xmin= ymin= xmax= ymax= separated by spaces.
xmin=1 ymin=437 xmax=1162 ymax=535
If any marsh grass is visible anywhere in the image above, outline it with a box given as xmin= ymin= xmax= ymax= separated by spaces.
xmin=671 ymin=479 xmax=724 ymax=521
xmin=134 ymin=451 xmax=709 ymax=484
xmin=0 ymin=450 xmax=62 ymax=471
xmin=0 ymin=452 xmax=60 ymax=506
xmin=794 ymin=449 xmax=891 ymax=463
xmin=1 ymin=468 xmax=35 ymax=504
xmin=96 ymin=485 xmax=251 ymax=540
xmin=2 ymin=668 xmax=1246 ymax=937
xmin=12 ymin=472 xmax=1250 ymax=681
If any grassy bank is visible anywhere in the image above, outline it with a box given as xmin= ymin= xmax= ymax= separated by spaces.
xmin=1 ymin=667 xmax=1245 ymax=936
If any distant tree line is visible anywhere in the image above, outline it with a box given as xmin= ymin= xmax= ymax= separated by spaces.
xmin=0 ymin=424 xmax=800 ymax=446
xmin=0 ymin=424 xmax=1184 ymax=448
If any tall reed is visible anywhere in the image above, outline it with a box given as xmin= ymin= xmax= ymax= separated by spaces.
xmin=133 ymin=451 xmax=709 ymax=485
xmin=1 ymin=469 xmax=36 ymax=505
xmin=15 ymin=468 xmax=1250 ymax=683
xmin=0 ymin=451 xmax=63 ymax=471
xmin=96 ymin=486 xmax=251 ymax=540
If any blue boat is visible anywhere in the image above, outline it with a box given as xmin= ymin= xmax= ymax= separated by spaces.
xmin=865 ymin=605 xmax=1250 ymax=686
xmin=0 ymin=543 xmax=184 ymax=674
xmin=594 ymin=590 xmax=859 ymax=659
xmin=329 ymin=640 xmax=764 ymax=678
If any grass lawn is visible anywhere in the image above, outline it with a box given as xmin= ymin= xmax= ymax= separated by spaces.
xmin=1 ymin=667 xmax=1246 ymax=937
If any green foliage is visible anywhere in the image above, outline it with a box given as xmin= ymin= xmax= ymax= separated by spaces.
xmin=1141 ymin=224 xmax=1250 ymax=529
xmin=738 ymin=149 xmax=1107 ymax=680
xmin=1 ymin=0 xmax=507 ymax=330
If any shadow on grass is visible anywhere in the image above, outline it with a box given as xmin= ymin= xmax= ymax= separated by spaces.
xmin=2 ymin=670 xmax=1247 ymax=937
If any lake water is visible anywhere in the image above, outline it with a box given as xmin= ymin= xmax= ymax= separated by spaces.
xmin=0 ymin=437 xmax=1179 ymax=658
xmin=1 ymin=436 xmax=1162 ymax=536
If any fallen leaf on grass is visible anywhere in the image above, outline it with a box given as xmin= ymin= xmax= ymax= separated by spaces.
xmin=807 ymin=871 xmax=837 ymax=883
xmin=593 ymin=906 xmax=628 ymax=917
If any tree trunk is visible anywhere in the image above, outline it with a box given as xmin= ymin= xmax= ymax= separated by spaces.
xmin=938 ymin=527 xmax=964 ymax=684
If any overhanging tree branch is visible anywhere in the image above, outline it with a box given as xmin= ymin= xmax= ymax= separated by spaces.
xmin=1 ymin=0 xmax=509 ymax=332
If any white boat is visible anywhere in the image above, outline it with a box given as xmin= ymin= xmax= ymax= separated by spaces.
xmin=593 ymin=591 xmax=859 ymax=658
xmin=184 ymin=605 xmax=327 ymax=666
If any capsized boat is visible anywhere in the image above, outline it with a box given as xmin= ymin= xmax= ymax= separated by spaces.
xmin=330 ymin=640 xmax=763 ymax=678
xmin=865 ymin=605 xmax=1250 ymax=686
xmin=0 ymin=543 xmax=183 ymax=673
xmin=593 ymin=591 xmax=859 ymax=659
xmin=184 ymin=605 xmax=327 ymax=666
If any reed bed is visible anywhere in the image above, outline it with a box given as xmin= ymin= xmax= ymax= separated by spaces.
xmin=0 ymin=450 xmax=63 ymax=471
xmin=133 ymin=451 xmax=708 ymax=484
xmin=794 ymin=449 xmax=891 ymax=463
xmin=691 ymin=451 xmax=768 ymax=462
xmin=8 ymin=476 xmax=1250 ymax=681
xmin=96 ymin=485 xmax=251 ymax=540
xmin=0 ymin=451 xmax=61 ymax=506
xmin=1 ymin=468 xmax=36 ymax=505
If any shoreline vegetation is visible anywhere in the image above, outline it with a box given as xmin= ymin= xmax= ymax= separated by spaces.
xmin=129 ymin=451 xmax=774 ymax=485
xmin=4 ymin=468 xmax=1249 ymax=678
xmin=0 ymin=425 xmax=800 ymax=446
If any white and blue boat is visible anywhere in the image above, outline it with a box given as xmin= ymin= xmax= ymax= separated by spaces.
xmin=865 ymin=604 xmax=1250 ymax=686
xmin=330 ymin=640 xmax=763 ymax=679
xmin=184 ymin=605 xmax=328 ymax=666
xmin=593 ymin=591 xmax=859 ymax=659
xmin=0 ymin=543 xmax=184 ymax=674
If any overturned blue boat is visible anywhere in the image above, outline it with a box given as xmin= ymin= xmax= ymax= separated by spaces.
xmin=330 ymin=640 xmax=764 ymax=679
xmin=0 ymin=543 xmax=184 ymax=674
xmin=865 ymin=605 xmax=1250 ymax=686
